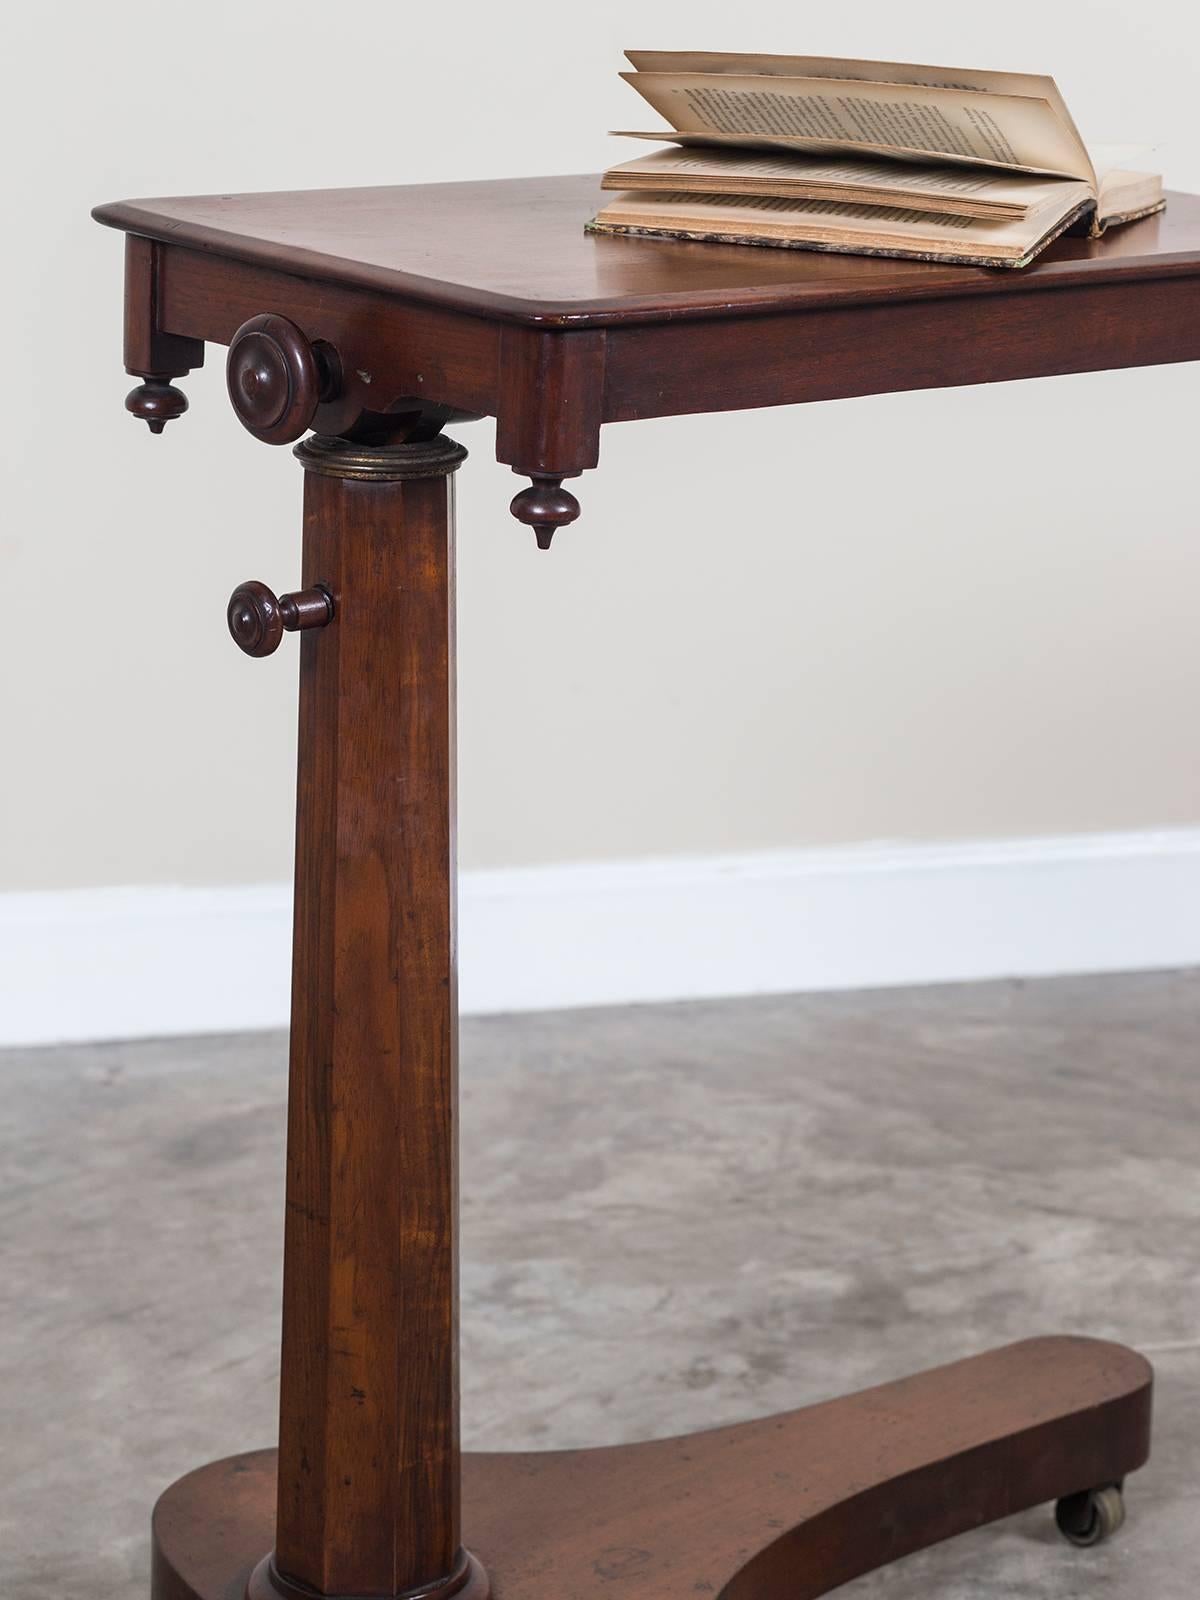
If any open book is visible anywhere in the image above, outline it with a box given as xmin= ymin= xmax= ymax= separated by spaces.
xmin=587 ymin=51 xmax=1165 ymax=268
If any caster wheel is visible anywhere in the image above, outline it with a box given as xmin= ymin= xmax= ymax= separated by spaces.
xmin=1055 ymin=1485 xmax=1126 ymax=1548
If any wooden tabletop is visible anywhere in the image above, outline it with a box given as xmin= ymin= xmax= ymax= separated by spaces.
xmin=94 ymin=175 xmax=1200 ymax=330
xmin=94 ymin=175 xmax=1200 ymax=495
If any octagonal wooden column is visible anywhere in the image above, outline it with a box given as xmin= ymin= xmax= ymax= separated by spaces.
xmin=235 ymin=432 xmax=483 ymax=1600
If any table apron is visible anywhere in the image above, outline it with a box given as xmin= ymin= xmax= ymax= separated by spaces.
xmin=154 ymin=240 xmax=1200 ymax=475
xmin=158 ymin=245 xmax=500 ymax=421
xmin=602 ymin=276 xmax=1200 ymax=421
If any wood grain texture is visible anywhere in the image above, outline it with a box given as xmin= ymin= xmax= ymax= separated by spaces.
xmin=95 ymin=178 xmax=1200 ymax=328
xmin=123 ymin=234 xmax=205 ymax=378
xmin=274 ymin=436 xmax=468 ymax=1598
xmin=494 ymin=326 xmax=605 ymax=473
xmin=150 ymin=1337 xmax=1152 ymax=1600
xmin=159 ymin=248 xmax=497 ymax=449
xmin=604 ymin=273 xmax=1200 ymax=421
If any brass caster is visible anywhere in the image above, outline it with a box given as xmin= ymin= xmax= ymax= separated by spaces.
xmin=1055 ymin=1484 xmax=1126 ymax=1548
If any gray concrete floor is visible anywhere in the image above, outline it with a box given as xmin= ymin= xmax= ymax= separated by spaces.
xmin=3 ymin=971 xmax=1199 ymax=1600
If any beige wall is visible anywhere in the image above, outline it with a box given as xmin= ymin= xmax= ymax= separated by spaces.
xmin=5 ymin=2 xmax=1199 ymax=893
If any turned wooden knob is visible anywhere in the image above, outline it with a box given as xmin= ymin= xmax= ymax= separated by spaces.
xmin=226 ymin=315 xmax=340 ymax=444
xmin=227 ymin=581 xmax=334 ymax=656
xmin=509 ymin=475 xmax=582 ymax=549
xmin=125 ymin=378 xmax=189 ymax=433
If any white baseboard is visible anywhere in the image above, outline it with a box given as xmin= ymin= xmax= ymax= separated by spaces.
xmin=3 ymin=829 xmax=1199 ymax=1047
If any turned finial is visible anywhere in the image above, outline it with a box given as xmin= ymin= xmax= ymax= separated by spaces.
xmin=509 ymin=475 xmax=582 ymax=549
xmin=126 ymin=377 xmax=189 ymax=433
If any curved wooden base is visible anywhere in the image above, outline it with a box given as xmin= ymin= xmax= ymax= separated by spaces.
xmin=152 ymin=1337 xmax=1151 ymax=1600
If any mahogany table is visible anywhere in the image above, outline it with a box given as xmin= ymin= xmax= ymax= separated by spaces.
xmin=91 ymin=173 xmax=1194 ymax=1600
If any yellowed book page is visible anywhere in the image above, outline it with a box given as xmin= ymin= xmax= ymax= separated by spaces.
xmin=1095 ymin=168 xmax=1164 ymax=222
xmin=627 ymin=49 xmax=1061 ymax=96
xmin=612 ymin=127 xmax=1029 ymax=172
xmin=621 ymin=70 xmax=1093 ymax=181
xmin=603 ymin=147 xmax=1085 ymax=219
xmin=625 ymin=50 xmax=1093 ymax=183
xmin=612 ymin=124 xmax=1081 ymax=182
xmin=592 ymin=188 xmax=1078 ymax=263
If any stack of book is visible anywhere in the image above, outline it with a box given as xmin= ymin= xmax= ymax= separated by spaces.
xmin=588 ymin=51 xmax=1164 ymax=269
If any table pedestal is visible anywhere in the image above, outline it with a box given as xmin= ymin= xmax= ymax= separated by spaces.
xmin=92 ymin=172 xmax=1189 ymax=1598
xmin=153 ymin=1340 xmax=1149 ymax=1600
xmin=149 ymin=430 xmax=1152 ymax=1600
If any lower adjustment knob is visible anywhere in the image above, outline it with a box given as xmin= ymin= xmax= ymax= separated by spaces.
xmin=227 ymin=581 xmax=334 ymax=657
